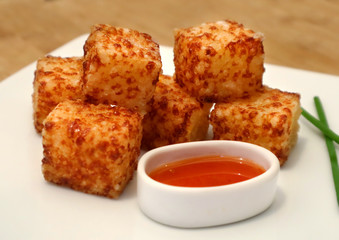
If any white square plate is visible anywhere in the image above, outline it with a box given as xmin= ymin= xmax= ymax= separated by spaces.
xmin=0 ymin=35 xmax=338 ymax=239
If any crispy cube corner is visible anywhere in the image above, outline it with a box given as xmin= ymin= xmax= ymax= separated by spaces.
xmin=41 ymin=100 xmax=143 ymax=198
xmin=83 ymin=24 xmax=162 ymax=114
xmin=32 ymin=56 xmax=83 ymax=133
xmin=174 ymin=20 xmax=264 ymax=102
xmin=142 ymin=74 xmax=212 ymax=149
xmin=210 ymin=86 xmax=301 ymax=165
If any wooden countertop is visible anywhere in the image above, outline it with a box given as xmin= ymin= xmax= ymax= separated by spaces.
xmin=1 ymin=0 xmax=338 ymax=81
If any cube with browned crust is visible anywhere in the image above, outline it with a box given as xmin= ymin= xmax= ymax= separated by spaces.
xmin=174 ymin=20 xmax=264 ymax=102
xmin=142 ymin=74 xmax=212 ymax=149
xmin=83 ymin=24 xmax=162 ymax=114
xmin=41 ymin=100 xmax=143 ymax=198
xmin=32 ymin=56 xmax=83 ymax=133
xmin=210 ymin=86 xmax=301 ymax=165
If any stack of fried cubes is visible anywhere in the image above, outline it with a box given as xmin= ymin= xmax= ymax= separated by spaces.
xmin=173 ymin=20 xmax=301 ymax=165
xmin=33 ymin=20 xmax=301 ymax=199
xmin=33 ymin=24 xmax=163 ymax=198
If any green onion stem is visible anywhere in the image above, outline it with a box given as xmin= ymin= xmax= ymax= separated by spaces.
xmin=301 ymin=107 xmax=339 ymax=144
xmin=313 ymin=96 xmax=339 ymax=206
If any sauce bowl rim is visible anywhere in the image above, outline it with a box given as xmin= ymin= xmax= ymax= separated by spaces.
xmin=138 ymin=140 xmax=280 ymax=192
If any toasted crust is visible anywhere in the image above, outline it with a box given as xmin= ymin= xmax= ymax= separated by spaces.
xmin=32 ymin=56 xmax=83 ymax=133
xmin=174 ymin=20 xmax=264 ymax=102
xmin=142 ymin=74 xmax=212 ymax=149
xmin=41 ymin=100 xmax=143 ymax=198
xmin=83 ymin=24 xmax=162 ymax=114
xmin=210 ymin=86 xmax=301 ymax=165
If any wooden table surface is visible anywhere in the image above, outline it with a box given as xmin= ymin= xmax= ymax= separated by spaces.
xmin=1 ymin=0 xmax=338 ymax=81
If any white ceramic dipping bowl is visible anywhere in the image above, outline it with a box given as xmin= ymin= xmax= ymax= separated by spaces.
xmin=137 ymin=140 xmax=280 ymax=228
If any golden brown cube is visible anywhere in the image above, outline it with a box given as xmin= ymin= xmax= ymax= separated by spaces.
xmin=42 ymin=100 xmax=143 ymax=198
xmin=174 ymin=20 xmax=265 ymax=102
xmin=83 ymin=24 xmax=162 ymax=114
xmin=210 ymin=86 xmax=301 ymax=165
xmin=32 ymin=56 xmax=83 ymax=133
xmin=142 ymin=74 xmax=212 ymax=149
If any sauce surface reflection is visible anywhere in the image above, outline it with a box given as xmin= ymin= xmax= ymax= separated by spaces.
xmin=148 ymin=155 xmax=266 ymax=187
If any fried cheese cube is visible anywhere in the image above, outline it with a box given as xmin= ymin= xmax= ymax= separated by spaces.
xmin=142 ymin=75 xmax=212 ymax=149
xmin=210 ymin=86 xmax=301 ymax=165
xmin=32 ymin=56 xmax=83 ymax=133
xmin=42 ymin=100 xmax=143 ymax=198
xmin=83 ymin=24 xmax=162 ymax=114
xmin=174 ymin=20 xmax=264 ymax=102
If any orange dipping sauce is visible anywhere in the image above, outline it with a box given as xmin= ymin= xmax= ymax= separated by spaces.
xmin=148 ymin=155 xmax=266 ymax=187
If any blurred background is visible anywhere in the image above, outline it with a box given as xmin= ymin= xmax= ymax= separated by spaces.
xmin=1 ymin=0 xmax=338 ymax=81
